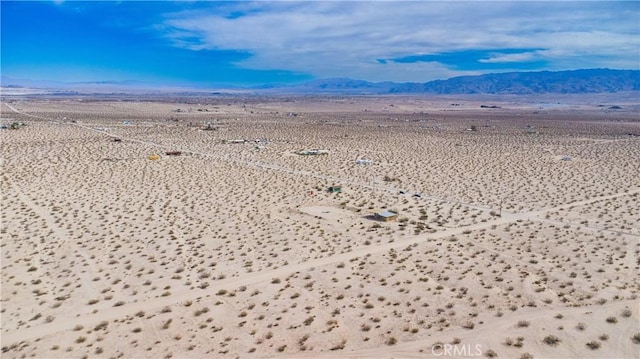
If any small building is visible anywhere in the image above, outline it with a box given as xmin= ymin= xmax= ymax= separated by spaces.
xmin=165 ymin=151 xmax=182 ymax=156
xmin=375 ymin=210 xmax=398 ymax=222
xmin=327 ymin=185 xmax=342 ymax=193
xmin=112 ymin=138 xmax=122 ymax=142
xmin=296 ymin=149 xmax=329 ymax=156
xmin=561 ymin=156 xmax=572 ymax=161
xmin=356 ymin=158 xmax=373 ymax=165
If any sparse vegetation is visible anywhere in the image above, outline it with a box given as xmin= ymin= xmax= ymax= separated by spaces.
xmin=543 ymin=335 xmax=561 ymax=346
xmin=2 ymin=95 xmax=638 ymax=359
xmin=517 ymin=320 xmax=530 ymax=328
xmin=586 ymin=340 xmax=601 ymax=350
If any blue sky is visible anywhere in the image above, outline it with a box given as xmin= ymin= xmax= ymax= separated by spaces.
xmin=1 ymin=1 xmax=639 ymax=87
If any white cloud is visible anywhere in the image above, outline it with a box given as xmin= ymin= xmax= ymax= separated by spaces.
xmin=159 ymin=1 xmax=640 ymax=82
xmin=479 ymin=51 xmax=542 ymax=64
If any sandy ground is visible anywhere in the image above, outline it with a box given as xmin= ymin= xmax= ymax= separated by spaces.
xmin=1 ymin=94 xmax=639 ymax=359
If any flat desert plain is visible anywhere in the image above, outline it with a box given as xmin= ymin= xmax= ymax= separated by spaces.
xmin=1 ymin=94 xmax=639 ymax=359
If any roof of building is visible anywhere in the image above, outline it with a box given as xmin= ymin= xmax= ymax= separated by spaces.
xmin=377 ymin=210 xmax=397 ymax=218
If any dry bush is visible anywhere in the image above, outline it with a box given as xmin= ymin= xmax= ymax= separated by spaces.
xmin=586 ymin=341 xmax=601 ymax=350
xmin=543 ymin=335 xmax=561 ymax=346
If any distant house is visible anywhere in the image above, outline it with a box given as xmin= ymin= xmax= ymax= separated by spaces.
xmin=375 ymin=210 xmax=398 ymax=222
xmin=327 ymin=185 xmax=342 ymax=193
xmin=296 ymin=149 xmax=329 ymax=156
xmin=203 ymin=123 xmax=217 ymax=131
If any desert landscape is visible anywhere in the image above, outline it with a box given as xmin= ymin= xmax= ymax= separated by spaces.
xmin=1 ymin=94 xmax=639 ymax=359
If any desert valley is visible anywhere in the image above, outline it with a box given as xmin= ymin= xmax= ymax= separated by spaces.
xmin=1 ymin=94 xmax=639 ymax=359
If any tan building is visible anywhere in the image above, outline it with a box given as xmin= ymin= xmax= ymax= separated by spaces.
xmin=375 ymin=210 xmax=397 ymax=222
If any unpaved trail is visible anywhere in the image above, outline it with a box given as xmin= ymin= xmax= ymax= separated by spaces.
xmin=2 ymin=103 xmax=638 ymax=349
xmin=2 ymin=187 xmax=637 ymax=345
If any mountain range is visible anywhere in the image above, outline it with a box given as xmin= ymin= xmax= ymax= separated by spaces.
xmin=2 ymin=69 xmax=639 ymax=95
xmin=272 ymin=69 xmax=640 ymax=95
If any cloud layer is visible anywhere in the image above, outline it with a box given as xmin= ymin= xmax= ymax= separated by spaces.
xmin=159 ymin=1 xmax=640 ymax=82
xmin=2 ymin=1 xmax=638 ymax=85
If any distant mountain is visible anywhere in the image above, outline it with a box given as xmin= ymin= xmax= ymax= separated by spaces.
xmin=3 ymin=69 xmax=639 ymax=95
xmin=294 ymin=78 xmax=383 ymax=91
xmin=277 ymin=69 xmax=640 ymax=95
xmin=404 ymin=69 xmax=640 ymax=94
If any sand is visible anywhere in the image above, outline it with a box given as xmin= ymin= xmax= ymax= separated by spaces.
xmin=1 ymin=94 xmax=639 ymax=358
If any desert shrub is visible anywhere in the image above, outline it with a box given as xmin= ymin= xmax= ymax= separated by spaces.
xmin=586 ymin=341 xmax=601 ymax=350
xmin=543 ymin=335 xmax=561 ymax=346
xmin=330 ymin=339 xmax=347 ymax=351
xmin=516 ymin=320 xmax=530 ymax=328
xmin=462 ymin=321 xmax=475 ymax=329
xmin=194 ymin=307 xmax=209 ymax=317
xmin=504 ymin=337 xmax=513 ymax=346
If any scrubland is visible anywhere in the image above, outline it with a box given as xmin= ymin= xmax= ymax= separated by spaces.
xmin=1 ymin=94 xmax=639 ymax=358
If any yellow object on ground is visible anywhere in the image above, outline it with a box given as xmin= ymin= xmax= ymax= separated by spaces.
xmin=148 ymin=154 xmax=160 ymax=160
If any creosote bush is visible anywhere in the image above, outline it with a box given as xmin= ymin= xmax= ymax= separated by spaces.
xmin=543 ymin=335 xmax=561 ymax=346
